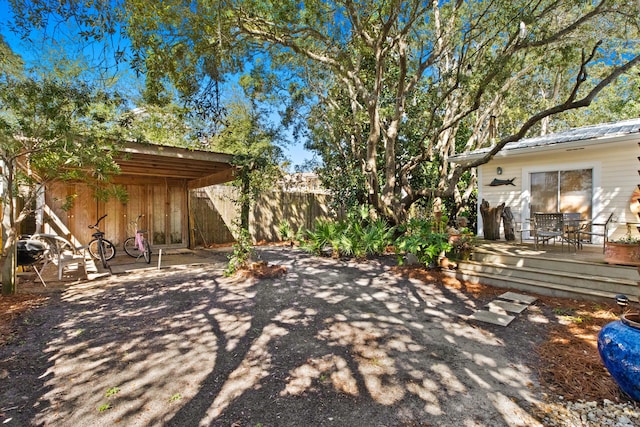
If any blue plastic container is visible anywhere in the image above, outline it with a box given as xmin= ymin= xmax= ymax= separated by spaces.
xmin=598 ymin=313 xmax=640 ymax=401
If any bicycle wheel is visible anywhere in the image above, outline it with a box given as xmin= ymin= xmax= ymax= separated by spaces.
xmin=101 ymin=239 xmax=116 ymax=261
xmin=97 ymin=241 xmax=109 ymax=269
xmin=88 ymin=239 xmax=116 ymax=261
xmin=143 ymin=240 xmax=151 ymax=264
xmin=123 ymin=237 xmax=138 ymax=257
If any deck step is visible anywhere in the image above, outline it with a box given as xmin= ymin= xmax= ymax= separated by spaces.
xmin=458 ymin=260 xmax=636 ymax=297
xmin=447 ymin=244 xmax=639 ymax=303
xmin=445 ymin=266 xmax=639 ymax=302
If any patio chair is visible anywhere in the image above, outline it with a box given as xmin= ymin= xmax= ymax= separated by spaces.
xmin=533 ymin=212 xmax=565 ymax=249
xmin=30 ymin=234 xmax=88 ymax=281
xmin=562 ymin=212 xmax=581 ymax=252
xmin=517 ymin=218 xmax=534 ymax=243
xmin=579 ymin=212 xmax=614 ymax=253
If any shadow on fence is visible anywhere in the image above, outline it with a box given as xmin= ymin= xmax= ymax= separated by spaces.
xmin=190 ymin=186 xmax=340 ymax=246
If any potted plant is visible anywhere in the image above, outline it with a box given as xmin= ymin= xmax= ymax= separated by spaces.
xmin=604 ymin=224 xmax=640 ymax=267
xmin=448 ymin=233 xmax=477 ymax=261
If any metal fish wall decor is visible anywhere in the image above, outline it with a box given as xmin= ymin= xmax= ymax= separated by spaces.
xmin=489 ymin=178 xmax=516 ymax=186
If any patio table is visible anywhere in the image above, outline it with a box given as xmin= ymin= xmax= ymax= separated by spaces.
xmin=533 ymin=212 xmax=581 ymax=252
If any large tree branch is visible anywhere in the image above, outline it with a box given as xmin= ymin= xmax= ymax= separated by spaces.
xmin=458 ymin=51 xmax=640 ymax=173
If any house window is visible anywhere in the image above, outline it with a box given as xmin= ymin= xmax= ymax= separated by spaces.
xmin=530 ymin=169 xmax=593 ymax=219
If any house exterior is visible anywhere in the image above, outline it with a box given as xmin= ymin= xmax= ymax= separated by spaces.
xmin=450 ymin=118 xmax=640 ymax=243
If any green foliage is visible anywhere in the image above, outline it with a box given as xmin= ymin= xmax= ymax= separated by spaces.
xmin=207 ymin=94 xmax=285 ymax=234
xmin=169 ymin=393 xmax=182 ymax=402
xmin=301 ymin=218 xmax=340 ymax=256
xmin=447 ymin=234 xmax=478 ymax=261
xmin=301 ymin=205 xmax=393 ymax=259
xmin=224 ymin=227 xmax=255 ymax=277
xmin=394 ymin=219 xmax=452 ymax=267
xmin=119 ymin=103 xmax=199 ymax=148
xmin=97 ymin=403 xmax=111 ymax=412
xmin=105 ymin=387 xmax=120 ymax=398
xmin=7 ymin=0 xmax=639 ymax=229
xmin=277 ymin=219 xmax=301 ymax=243
xmin=0 ymin=35 xmax=24 ymax=78
xmin=0 ymin=58 xmax=126 ymax=293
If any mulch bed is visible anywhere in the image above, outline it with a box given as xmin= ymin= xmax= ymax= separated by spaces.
xmin=533 ymin=297 xmax=621 ymax=402
xmin=0 ymin=293 xmax=49 ymax=347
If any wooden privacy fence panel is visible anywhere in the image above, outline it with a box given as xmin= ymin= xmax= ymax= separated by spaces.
xmin=252 ymin=190 xmax=335 ymax=242
xmin=190 ymin=185 xmax=338 ymax=246
xmin=190 ymin=186 xmax=237 ymax=246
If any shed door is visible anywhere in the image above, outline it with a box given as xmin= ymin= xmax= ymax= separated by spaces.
xmin=530 ymin=169 xmax=593 ymax=219
xmin=119 ymin=181 xmax=187 ymax=248
xmin=150 ymin=182 xmax=187 ymax=246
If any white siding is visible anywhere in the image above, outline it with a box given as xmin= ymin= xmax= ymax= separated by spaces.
xmin=476 ymin=137 xmax=639 ymax=242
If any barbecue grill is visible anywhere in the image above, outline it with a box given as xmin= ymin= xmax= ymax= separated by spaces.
xmin=17 ymin=239 xmax=47 ymax=266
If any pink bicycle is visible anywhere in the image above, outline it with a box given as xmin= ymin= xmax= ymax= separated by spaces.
xmin=123 ymin=214 xmax=152 ymax=264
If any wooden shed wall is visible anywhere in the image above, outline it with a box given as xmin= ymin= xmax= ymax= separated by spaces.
xmin=44 ymin=179 xmax=188 ymax=248
xmin=41 ymin=180 xmax=336 ymax=249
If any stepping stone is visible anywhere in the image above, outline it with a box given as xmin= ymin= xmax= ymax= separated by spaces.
xmin=468 ymin=310 xmax=515 ymax=327
xmin=486 ymin=300 xmax=530 ymax=314
xmin=498 ymin=292 xmax=537 ymax=305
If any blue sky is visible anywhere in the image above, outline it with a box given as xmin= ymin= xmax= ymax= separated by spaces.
xmin=0 ymin=1 xmax=315 ymax=170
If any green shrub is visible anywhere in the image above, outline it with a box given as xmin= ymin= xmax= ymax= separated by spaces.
xmin=394 ymin=218 xmax=451 ymax=267
xmin=277 ymin=219 xmax=297 ymax=242
xmin=300 ymin=205 xmax=394 ymax=258
xmin=447 ymin=233 xmax=477 ymax=260
xmin=225 ymin=227 xmax=255 ymax=276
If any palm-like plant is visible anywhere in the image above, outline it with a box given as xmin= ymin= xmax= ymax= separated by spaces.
xmin=301 ymin=206 xmax=395 ymax=258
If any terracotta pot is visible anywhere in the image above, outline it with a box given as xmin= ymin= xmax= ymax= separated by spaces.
xmin=439 ymin=256 xmax=451 ymax=269
xmin=598 ymin=313 xmax=640 ymax=401
xmin=604 ymin=242 xmax=640 ymax=266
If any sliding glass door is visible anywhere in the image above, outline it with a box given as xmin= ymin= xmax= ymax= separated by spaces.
xmin=530 ymin=169 xmax=592 ymax=219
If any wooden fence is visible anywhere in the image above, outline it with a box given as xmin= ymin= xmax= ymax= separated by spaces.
xmin=190 ymin=185 xmax=339 ymax=246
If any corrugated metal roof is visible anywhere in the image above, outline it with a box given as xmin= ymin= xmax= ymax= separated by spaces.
xmin=451 ymin=118 xmax=640 ymax=161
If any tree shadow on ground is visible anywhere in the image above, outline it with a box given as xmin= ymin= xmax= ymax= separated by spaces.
xmin=1 ymin=247 xmax=551 ymax=426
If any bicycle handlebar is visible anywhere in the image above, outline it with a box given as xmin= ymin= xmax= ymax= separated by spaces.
xmin=89 ymin=214 xmax=108 ymax=229
xmin=129 ymin=214 xmax=145 ymax=226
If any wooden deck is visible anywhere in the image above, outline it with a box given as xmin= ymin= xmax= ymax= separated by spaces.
xmin=478 ymin=239 xmax=608 ymax=263
xmin=447 ymin=239 xmax=639 ymax=303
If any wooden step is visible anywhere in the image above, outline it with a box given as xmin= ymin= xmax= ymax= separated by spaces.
xmin=444 ymin=267 xmax=638 ymax=302
xmin=448 ymin=243 xmax=640 ymax=303
xmin=458 ymin=260 xmax=637 ymax=298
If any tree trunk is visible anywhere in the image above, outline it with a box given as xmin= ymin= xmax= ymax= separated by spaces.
xmin=240 ymin=171 xmax=250 ymax=232
xmin=502 ymin=207 xmax=516 ymax=241
xmin=1 ymin=192 xmax=17 ymax=294
xmin=1 ymin=245 xmax=16 ymax=295
xmin=480 ymin=199 xmax=504 ymax=240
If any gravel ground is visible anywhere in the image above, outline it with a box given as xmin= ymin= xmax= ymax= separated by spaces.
xmin=1 ymin=246 xmax=639 ymax=426
xmin=539 ymin=398 xmax=640 ymax=426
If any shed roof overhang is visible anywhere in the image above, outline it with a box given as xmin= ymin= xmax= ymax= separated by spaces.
xmin=114 ymin=142 xmax=237 ymax=189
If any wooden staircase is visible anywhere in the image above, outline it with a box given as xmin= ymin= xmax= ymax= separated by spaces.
xmin=444 ymin=243 xmax=639 ymax=303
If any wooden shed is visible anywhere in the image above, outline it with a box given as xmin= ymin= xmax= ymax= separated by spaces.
xmin=39 ymin=142 xmax=236 ymax=250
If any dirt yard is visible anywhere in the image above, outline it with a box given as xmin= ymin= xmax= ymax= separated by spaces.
xmin=0 ymin=247 xmax=632 ymax=426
